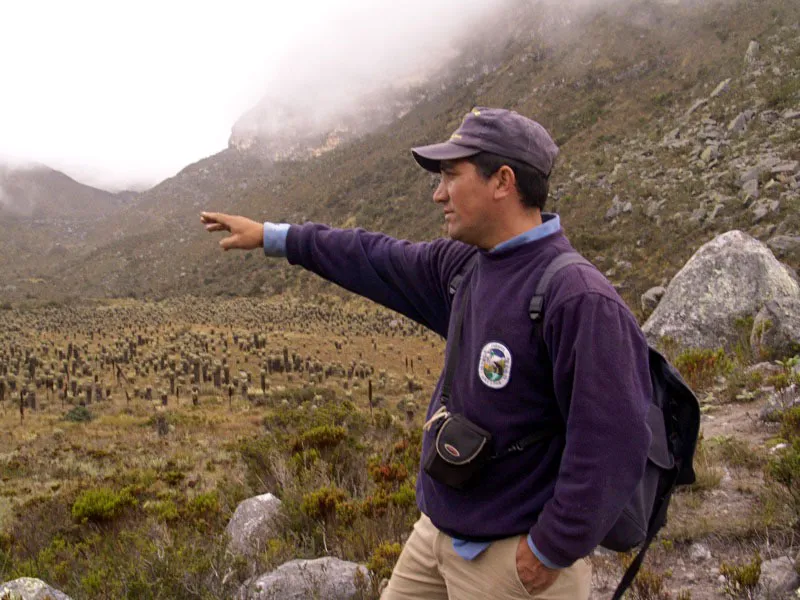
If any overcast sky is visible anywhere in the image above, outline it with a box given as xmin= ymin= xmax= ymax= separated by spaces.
xmin=0 ymin=0 xmax=489 ymax=191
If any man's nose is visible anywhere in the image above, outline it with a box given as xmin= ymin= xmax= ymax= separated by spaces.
xmin=433 ymin=178 xmax=447 ymax=203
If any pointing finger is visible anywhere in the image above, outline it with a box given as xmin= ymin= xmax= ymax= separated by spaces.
xmin=201 ymin=212 xmax=226 ymax=225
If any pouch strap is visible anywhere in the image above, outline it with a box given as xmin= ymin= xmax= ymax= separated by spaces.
xmin=441 ymin=258 xmax=476 ymax=407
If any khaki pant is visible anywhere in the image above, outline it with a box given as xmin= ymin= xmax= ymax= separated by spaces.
xmin=382 ymin=515 xmax=591 ymax=600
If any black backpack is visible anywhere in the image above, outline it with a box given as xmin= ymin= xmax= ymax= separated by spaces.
xmin=450 ymin=252 xmax=701 ymax=599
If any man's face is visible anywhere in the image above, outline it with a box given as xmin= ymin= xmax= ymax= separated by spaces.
xmin=433 ymin=159 xmax=496 ymax=248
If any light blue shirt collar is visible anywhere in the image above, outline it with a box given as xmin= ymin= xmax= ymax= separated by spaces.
xmin=490 ymin=213 xmax=560 ymax=253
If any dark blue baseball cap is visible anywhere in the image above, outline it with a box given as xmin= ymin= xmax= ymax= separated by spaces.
xmin=411 ymin=107 xmax=559 ymax=176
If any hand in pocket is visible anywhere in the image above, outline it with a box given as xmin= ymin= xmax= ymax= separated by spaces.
xmin=515 ymin=536 xmax=560 ymax=595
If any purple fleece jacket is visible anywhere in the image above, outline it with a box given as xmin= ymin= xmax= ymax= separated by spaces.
xmin=285 ymin=223 xmax=652 ymax=567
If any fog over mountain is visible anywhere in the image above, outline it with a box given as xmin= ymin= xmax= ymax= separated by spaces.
xmin=0 ymin=0 xmax=493 ymax=191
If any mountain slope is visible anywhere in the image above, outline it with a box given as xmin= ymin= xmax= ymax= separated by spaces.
xmin=3 ymin=0 xmax=799 ymax=313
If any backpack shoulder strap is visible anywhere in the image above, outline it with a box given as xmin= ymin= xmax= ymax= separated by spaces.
xmin=449 ymin=253 xmax=479 ymax=296
xmin=529 ymin=252 xmax=594 ymax=322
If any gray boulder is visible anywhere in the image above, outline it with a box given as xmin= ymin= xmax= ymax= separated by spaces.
xmin=239 ymin=557 xmax=369 ymax=600
xmin=226 ymin=493 xmax=284 ymax=559
xmin=758 ymin=556 xmax=800 ymax=598
xmin=642 ymin=231 xmax=800 ymax=349
xmin=641 ymin=286 xmax=667 ymax=314
xmin=0 ymin=578 xmax=73 ymax=600
xmin=751 ymin=297 xmax=800 ymax=358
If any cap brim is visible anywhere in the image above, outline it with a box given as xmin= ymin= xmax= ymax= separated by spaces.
xmin=411 ymin=142 xmax=480 ymax=173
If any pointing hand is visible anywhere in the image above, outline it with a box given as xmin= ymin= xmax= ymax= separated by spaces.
xmin=201 ymin=212 xmax=264 ymax=251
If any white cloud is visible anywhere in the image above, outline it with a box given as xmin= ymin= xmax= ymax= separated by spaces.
xmin=0 ymin=0 xmax=490 ymax=191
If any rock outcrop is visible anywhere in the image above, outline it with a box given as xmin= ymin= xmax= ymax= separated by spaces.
xmin=643 ymin=231 xmax=800 ymax=349
xmin=0 ymin=578 xmax=73 ymax=600
xmin=238 ymin=557 xmax=369 ymax=600
xmin=225 ymin=492 xmax=284 ymax=559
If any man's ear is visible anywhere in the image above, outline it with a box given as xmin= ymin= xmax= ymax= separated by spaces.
xmin=494 ymin=165 xmax=517 ymax=199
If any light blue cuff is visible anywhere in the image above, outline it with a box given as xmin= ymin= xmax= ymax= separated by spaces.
xmin=527 ymin=535 xmax=561 ymax=570
xmin=263 ymin=222 xmax=290 ymax=257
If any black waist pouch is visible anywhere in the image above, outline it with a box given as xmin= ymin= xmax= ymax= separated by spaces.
xmin=423 ymin=414 xmax=493 ymax=491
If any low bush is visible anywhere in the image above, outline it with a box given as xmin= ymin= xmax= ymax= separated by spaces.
xmin=367 ymin=542 xmax=403 ymax=580
xmin=674 ymin=348 xmax=733 ymax=392
xmin=719 ymin=553 xmax=761 ymax=598
xmin=64 ymin=406 xmax=93 ymax=422
xmin=71 ymin=487 xmax=137 ymax=523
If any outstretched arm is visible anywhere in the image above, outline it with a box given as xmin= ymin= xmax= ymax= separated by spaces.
xmin=201 ymin=213 xmax=475 ymax=336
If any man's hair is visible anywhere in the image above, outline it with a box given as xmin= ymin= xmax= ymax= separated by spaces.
xmin=466 ymin=152 xmax=549 ymax=211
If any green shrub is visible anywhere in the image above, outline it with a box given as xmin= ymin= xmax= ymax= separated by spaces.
xmin=187 ymin=491 xmax=220 ymax=522
xmin=767 ymin=438 xmax=800 ymax=517
xmin=389 ymin=482 xmax=416 ymax=508
xmin=143 ymin=499 xmax=179 ymax=521
xmin=708 ymin=436 xmax=765 ymax=471
xmin=719 ymin=553 xmax=761 ymax=597
xmin=64 ymin=406 xmax=93 ymax=422
xmin=674 ymin=348 xmax=733 ymax=391
xmin=292 ymin=425 xmax=347 ymax=452
xmin=71 ymin=487 xmax=137 ymax=523
xmin=301 ymin=486 xmax=349 ymax=521
xmin=367 ymin=542 xmax=403 ymax=580
xmin=780 ymin=406 xmax=800 ymax=441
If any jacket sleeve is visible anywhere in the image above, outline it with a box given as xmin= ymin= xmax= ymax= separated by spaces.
xmin=529 ymin=292 xmax=652 ymax=567
xmin=285 ymin=223 xmax=475 ymax=337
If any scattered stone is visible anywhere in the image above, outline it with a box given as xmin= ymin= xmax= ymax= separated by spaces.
xmin=752 ymin=199 xmax=779 ymax=222
xmin=0 ymin=578 xmax=73 ymax=600
xmin=701 ymin=145 xmax=720 ymax=162
xmin=772 ymin=161 xmax=799 ymax=175
xmin=708 ymin=203 xmax=725 ymax=221
xmin=740 ymin=166 xmax=765 ymax=184
xmin=760 ymin=110 xmax=781 ymax=123
xmin=690 ymin=208 xmax=707 ymax=223
xmin=728 ymin=112 xmax=749 ymax=134
xmin=771 ymin=443 xmax=789 ymax=454
xmin=758 ymin=556 xmax=800 ymax=596
xmin=604 ymin=195 xmax=632 ymax=221
xmin=760 ymin=385 xmax=800 ymax=422
xmin=643 ymin=230 xmax=800 ymax=349
xmin=689 ymin=543 xmax=712 ymax=561
xmin=782 ymin=109 xmax=800 ymax=120
xmin=767 ymin=235 xmax=800 ymax=257
xmin=239 ymin=557 xmax=369 ymax=600
xmin=745 ymin=362 xmax=783 ymax=377
xmin=710 ymin=78 xmax=732 ymax=98
xmin=744 ymin=40 xmax=760 ymax=65
xmin=686 ymin=99 xmax=708 ymax=118
xmin=751 ymin=296 xmax=800 ymax=358
xmin=641 ymin=287 xmax=667 ymax=314
xmin=225 ymin=493 xmax=284 ymax=559
xmin=662 ymin=127 xmax=682 ymax=144
xmin=741 ymin=179 xmax=760 ymax=203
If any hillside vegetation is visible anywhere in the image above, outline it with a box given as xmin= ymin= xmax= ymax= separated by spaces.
xmin=0 ymin=0 xmax=797 ymax=311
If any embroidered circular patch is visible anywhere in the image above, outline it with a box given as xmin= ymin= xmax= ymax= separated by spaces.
xmin=478 ymin=342 xmax=512 ymax=389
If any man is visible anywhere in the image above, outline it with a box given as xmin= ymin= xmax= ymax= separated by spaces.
xmin=201 ymin=107 xmax=652 ymax=599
